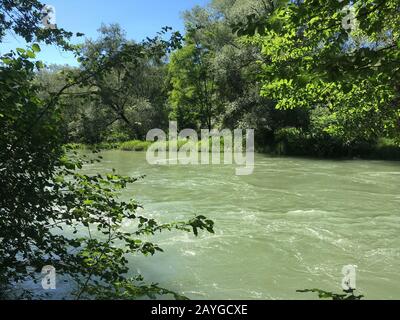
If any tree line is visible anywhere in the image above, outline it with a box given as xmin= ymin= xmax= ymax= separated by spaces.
xmin=38 ymin=0 xmax=400 ymax=158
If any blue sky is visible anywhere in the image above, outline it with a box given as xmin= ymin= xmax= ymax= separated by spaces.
xmin=0 ymin=0 xmax=209 ymax=66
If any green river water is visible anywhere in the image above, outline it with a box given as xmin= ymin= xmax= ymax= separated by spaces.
xmin=71 ymin=150 xmax=400 ymax=299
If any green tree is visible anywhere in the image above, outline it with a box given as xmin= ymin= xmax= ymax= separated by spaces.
xmin=0 ymin=2 xmax=213 ymax=299
xmin=168 ymin=0 xmax=300 ymax=150
xmin=242 ymin=0 xmax=400 ymax=145
xmin=77 ymin=24 xmax=171 ymax=141
xmin=168 ymin=43 xmax=216 ymax=130
xmin=0 ymin=0 xmax=78 ymax=48
xmin=168 ymin=1 xmax=273 ymax=132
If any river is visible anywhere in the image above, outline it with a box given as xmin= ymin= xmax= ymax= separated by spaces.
xmin=78 ymin=150 xmax=400 ymax=299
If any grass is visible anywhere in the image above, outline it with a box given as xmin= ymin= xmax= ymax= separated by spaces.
xmin=66 ymin=137 xmax=400 ymax=160
xmin=119 ymin=140 xmax=152 ymax=151
xmin=120 ymin=139 xmax=197 ymax=151
xmin=65 ymin=138 xmax=248 ymax=153
xmin=64 ymin=142 xmax=122 ymax=150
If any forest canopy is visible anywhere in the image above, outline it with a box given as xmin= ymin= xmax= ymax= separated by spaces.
xmin=31 ymin=0 xmax=400 ymax=157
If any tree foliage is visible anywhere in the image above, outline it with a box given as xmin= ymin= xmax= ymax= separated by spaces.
xmin=0 ymin=0 xmax=80 ymax=49
xmin=242 ymin=0 xmax=400 ymax=144
xmin=0 ymin=2 xmax=214 ymax=300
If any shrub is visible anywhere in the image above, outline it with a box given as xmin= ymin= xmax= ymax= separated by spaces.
xmin=274 ymin=127 xmax=310 ymax=155
xmin=120 ymin=140 xmax=152 ymax=151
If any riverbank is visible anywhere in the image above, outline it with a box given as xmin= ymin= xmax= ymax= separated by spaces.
xmin=65 ymin=138 xmax=400 ymax=161
xmin=65 ymin=139 xmax=248 ymax=152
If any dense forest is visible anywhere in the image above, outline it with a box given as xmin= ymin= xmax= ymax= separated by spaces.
xmin=36 ymin=0 xmax=400 ymax=158
xmin=0 ymin=0 xmax=399 ymax=300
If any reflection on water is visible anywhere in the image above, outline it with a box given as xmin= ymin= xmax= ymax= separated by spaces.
xmin=54 ymin=151 xmax=400 ymax=299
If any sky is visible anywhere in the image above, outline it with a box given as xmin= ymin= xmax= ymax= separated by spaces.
xmin=0 ymin=0 xmax=210 ymax=66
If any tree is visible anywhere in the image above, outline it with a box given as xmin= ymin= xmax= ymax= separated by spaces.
xmin=241 ymin=0 xmax=400 ymax=145
xmin=168 ymin=1 xmax=274 ymax=132
xmin=0 ymin=2 xmax=213 ymax=299
xmin=0 ymin=0 xmax=78 ymax=48
xmin=168 ymin=43 xmax=216 ymax=130
xmin=168 ymin=0 xmax=302 ymax=152
xmin=76 ymin=24 xmax=171 ymax=140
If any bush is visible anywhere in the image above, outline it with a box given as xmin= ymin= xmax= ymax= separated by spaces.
xmin=103 ymin=131 xmax=130 ymax=144
xmin=95 ymin=142 xmax=122 ymax=150
xmin=274 ymin=127 xmax=310 ymax=155
xmin=64 ymin=143 xmax=86 ymax=150
xmin=372 ymin=138 xmax=400 ymax=160
xmin=120 ymin=140 xmax=153 ymax=151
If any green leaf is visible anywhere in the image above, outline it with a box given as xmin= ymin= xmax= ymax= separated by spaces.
xmin=35 ymin=61 xmax=44 ymax=69
xmin=26 ymin=50 xmax=36 ymax=59
xmin=32 ymin=44 xmax=41 ymax=52
xmin=1 ymin=58 xmax=12 ymax=65
xmin=83 ymin=199 xmax=94 ymax=205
